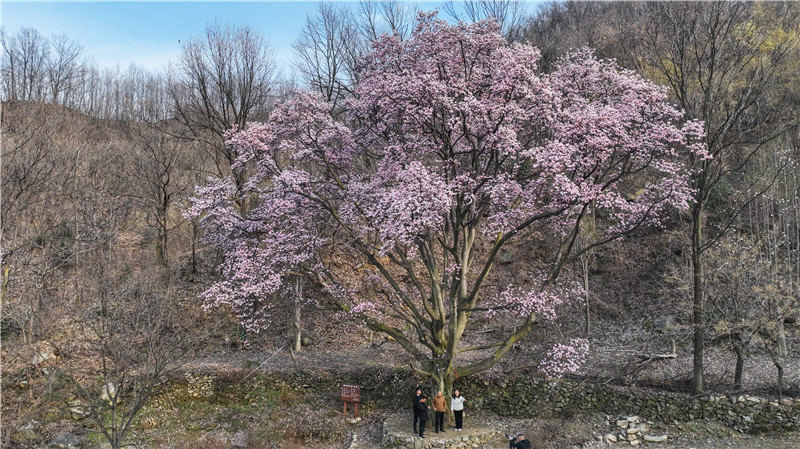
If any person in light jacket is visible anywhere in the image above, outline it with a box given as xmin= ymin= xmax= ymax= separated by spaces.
xmin=451 ymin=390 xmax=466 ymax=430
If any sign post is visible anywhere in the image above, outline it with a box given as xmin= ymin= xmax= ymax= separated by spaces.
xmin=340 ymin=384 xmax=361 ymax=418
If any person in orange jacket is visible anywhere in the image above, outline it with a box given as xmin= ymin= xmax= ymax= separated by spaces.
xmin=432 ymin=390 xmax=446 ymax=433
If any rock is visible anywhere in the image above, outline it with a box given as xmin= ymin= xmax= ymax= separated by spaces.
xmin=630 ymin=440 xmax=641 ymax=446
xmin=69 ymin=399 xmax=90 ymax=420
xmin=616 ymin=419 xmax=629 ymax=428
xmin=32 ymin=342 xmax=57 ymax=366
xmin=44 ymin=408 xmax=62 ymax=420
xmin=652 ymin=316 xmax=676 ymax=332
xmin=498 ymin=249 xmax=515 ymax=264
xmin=49 ymin=431 xmax=81 ymax=449
xmin=627 ymin=416 xmax=640 ymax=423
xmin=301 ymin=336 xmax=313 ymax=347
xmin=745 ymin=396 xmax=760 ymax=404
xmin=627 ymin=427 xmax=639 ymax=435
xmin=643 ymin=435 xmax=668 ymax=443
xmin=100 ymin=382 xmax=117 ymax=403
xmin=231 ymin=431 xmax=247 ymax=447
xmin=12 ymin=421 xmax=40 ymax=444
xmin=604 ymin=434 xmax=618 ymax=443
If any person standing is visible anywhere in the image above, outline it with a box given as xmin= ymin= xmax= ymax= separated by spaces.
xmin=415 ymin=395 xmax=430 ymax=438
xmin=412 ymin=388 xmax=422 ymax=434
xmin=432 ymin=390 xmax=446 ymax=433
xmin=451 ymin=389 xmax=466 ymax=431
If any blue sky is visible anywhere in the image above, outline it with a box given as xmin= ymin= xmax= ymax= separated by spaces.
xmin=1 ymin=1 xmax=542 ymax=75
xmin=2 ymin=2 xmax=326 ymax=72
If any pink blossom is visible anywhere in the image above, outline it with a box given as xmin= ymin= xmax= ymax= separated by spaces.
xmin=190 ymin=12 xmax=704 ymax=377
xmin=539 ymin=338 xmax=590 ymax=378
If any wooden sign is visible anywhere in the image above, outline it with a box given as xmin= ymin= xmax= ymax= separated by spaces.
xmin=341 ymin=384 xmax=361 ymax=417
xmin=341 ymin=384 xmax=361 ymax=402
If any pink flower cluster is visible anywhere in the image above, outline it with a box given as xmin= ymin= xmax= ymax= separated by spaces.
xmin=488 ymin=284 xmax=571 ymax=320
xmin=538 ymin=338 xmax=590 ymax=378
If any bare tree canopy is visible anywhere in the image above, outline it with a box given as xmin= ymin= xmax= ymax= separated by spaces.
xmin=444 ymin=0 xmax=527 ymax=41
xmin=171 ymin=21 xmax=278 ymax=175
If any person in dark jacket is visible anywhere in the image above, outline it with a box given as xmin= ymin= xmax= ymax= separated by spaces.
xmin=412 ymin=388 xmax=422 ymax=433
xmin=414 ymin=395 xmax=430 ymax=438
xmin=507 ymin=433 xmax=531 ymax=449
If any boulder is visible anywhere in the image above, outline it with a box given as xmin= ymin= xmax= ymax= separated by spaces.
xmin=643 ymin=434 xmax=668 ymax=443
xmin=49 ymin=431 xmax=81 ymax=449
xmin=69 ymin=399 xmax=90 ymax=420
xmin=498 ymin=250 xmax=515 ymax=264
xmin=231 ymin=431 xmax=247 ymax=448
xmin=12 ymin=421 xmax=40 ymax=444
xmin=100 ymin=382 xmax=117 ymax=404
xmin=652 ymin=316 xmax=676 ymax=332
xmin=32 ymin=342 xmax=57 ymax=366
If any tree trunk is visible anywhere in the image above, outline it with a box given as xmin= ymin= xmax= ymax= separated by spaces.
xmin=691 ymin=207 xmax=705 ymax=394
xmin=582 ymin=255 xmax=591 ymax=338
xmin=190 ymin=220 xmax=198 ymax=278
xmin=733 ymin=334 xmax=745 ymax=391
xmin=769 ymin=349 xmax=784 ymax=396
xmin=433 ymin=364 xmax=456 ymax=424
xmin=156 ymin=230 xmax=167 ymax=266
xmin=776 ymin=321 xmax=787 ymax=357
xmin=291 ymin=277 xmax=302 ymax=353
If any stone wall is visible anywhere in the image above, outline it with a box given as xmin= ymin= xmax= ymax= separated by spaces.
xmin=164 ymin=368 xmax=800 ymax=434
xmin=454 ymin=376 xmax=800 ymax=434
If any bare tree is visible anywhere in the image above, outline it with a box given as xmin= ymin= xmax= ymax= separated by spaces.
xmin=46 ymin=33 xmax=84 ymax=105
xmin=57 ymin=255 xmax=195 ymax=449
xmin=634 ymin=1 xmax=800 ymax=393
xmin=171 ymin=22 xmax=278 ymax=180
xmin=522 ymin=2 xmax=637 ymax=72
xmin=293 ymin=1 xmax=420 ymax=113
xmin=357 ymin=0 xmax=415 ymax=42
xmin=293 ymin=3 xmax=363 ymax=112
xmin=123 ymin=122 xmax=190 ymax=265
xmin=1 ymin=102 xmax=82 ymax=343
xmin=701 ymin=234 xmax=796 ymax=391
xmin=444 ymin=0 xmax=527 ymax=42
xmin=1 ymin=27 xmax=50 ymax=101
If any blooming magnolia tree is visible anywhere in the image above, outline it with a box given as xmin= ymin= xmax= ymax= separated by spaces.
xmin=190 ymin=13 xmax=705 ymax=397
